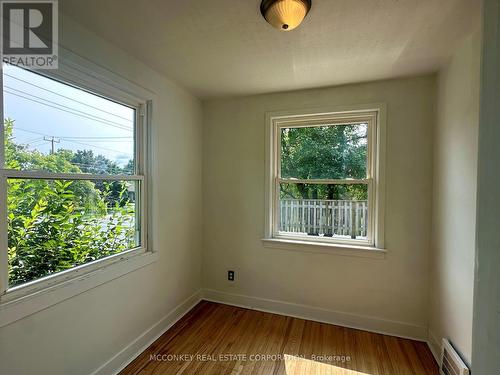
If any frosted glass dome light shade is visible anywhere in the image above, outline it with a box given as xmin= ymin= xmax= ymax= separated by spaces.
xmin=260 ymin=0 xmax=312 ymax=31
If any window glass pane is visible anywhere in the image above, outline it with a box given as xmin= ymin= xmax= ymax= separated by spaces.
xmin=3 ymin=64 xmax=135 ymax=174
xmin=280 ymin=123 xmax=368 ymax=179
xmin=7 ymin=178 xmax=139 ymax=287
xmin=279 ymin=183 xmax=368 ymax=240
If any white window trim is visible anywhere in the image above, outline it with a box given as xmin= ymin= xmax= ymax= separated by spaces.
xmin=0 ymin=46 xmax=158 ymax=326
xmin=262 ymin=104 xmax=387 ymax=256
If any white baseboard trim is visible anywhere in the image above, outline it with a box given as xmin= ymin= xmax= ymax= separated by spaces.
xmin=427 ymin=330 xmax=441 ymax=365
xmin=91 ymin=289 xmax=202 ymax=375
xmin=89 ymin=288 xmax=432 ymax=375
xmin=202 ymin=288 xmax=428 ymax=342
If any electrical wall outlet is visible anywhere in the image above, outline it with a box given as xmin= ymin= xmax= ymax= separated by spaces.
xmin=227 ymin=270 xmax=235 ymax=281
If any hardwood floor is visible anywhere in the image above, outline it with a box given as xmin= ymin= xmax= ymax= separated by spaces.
xmin=120 ymin=301 xmax=438 ymax=375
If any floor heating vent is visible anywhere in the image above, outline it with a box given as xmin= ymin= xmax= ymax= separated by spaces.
xmin=440 ymin=339 xmax=469 ymax=375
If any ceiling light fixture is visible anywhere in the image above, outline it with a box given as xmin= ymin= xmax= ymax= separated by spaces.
xmin=260 ymin=0 xmax=312 ymax=31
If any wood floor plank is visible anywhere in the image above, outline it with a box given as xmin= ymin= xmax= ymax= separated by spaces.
xmin=382 ymin=335 xmax=415 ymax=375
xmin=412 ymin=341 xmax=441 ymax=375
xmin=120 ymin=301 xmax=439 ymax=375
xmin=124 ymin=301 xmax=219 ymax=375
xmin=354 ymin=330 xmax=381 ymax=375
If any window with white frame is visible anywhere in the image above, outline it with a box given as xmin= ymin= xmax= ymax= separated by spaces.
xmin=266 ymin=108 xmax=385 ymax=248
xmin=0 ymin=63 xmax=149 ymax=296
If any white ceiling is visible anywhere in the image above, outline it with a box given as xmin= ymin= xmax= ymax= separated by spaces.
xmin=61 ymin=0 xmax=480 ymax=99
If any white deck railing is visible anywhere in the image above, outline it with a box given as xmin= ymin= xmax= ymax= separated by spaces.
xmin=279 ymin=199 xmax=368 ymax=238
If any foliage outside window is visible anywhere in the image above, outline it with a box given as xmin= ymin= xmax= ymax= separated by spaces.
xmin=1 ymin=64 xmax=146 ymax=292
xmin=268 ymin=111 xmax=379 ymax=246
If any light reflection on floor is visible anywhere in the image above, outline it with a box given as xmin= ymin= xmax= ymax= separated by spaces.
xmin=284 ymin=355 xmax=371 ymax=375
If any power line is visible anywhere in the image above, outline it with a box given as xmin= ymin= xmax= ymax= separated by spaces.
xmin=5 ymin=87 xmax=133 ymax=131
xmin=10 ymin=127 xmax=45 ymax=137
xmin=28 ymin=140 xmax=48 ymax=148
xmin=60 ymin=138 xmax=132 ymax=143
xmin=13 ymin=127 xmax=132 ymax=140
xmin=61 ymin=136 xmax=132 ymax=140
xmin=4 ymin=73 xmax=134 ymax=122
xmin=23 ymin=136 xmax=44 ymax=144
xmin=30 ymin=138 xmax=127 ymax=155
xmin=61 ymin=139 xmax=128 ymax=154
xmin=11 ymin=127 xmax=132 ymax=154
xmin=4 ymin=90 xmax=133 ymax=132
xmin=63 ymin=140 xmax=132 ymax=143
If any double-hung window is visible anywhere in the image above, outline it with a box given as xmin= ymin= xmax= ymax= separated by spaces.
xmin=265 ymin=107 xmax=385 ymax=250
xmin=0 ymin=61 xmax=151 ymax=300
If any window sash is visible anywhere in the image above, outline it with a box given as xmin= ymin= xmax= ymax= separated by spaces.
xmin=277 ymin=118 xmax=373 ymax=181
xmin=0 ymin=174 xmax=146 ymax=297
xmin=0 ymin=74 xmax=149 ymax=296
xmin=273 ymin=179 xmax=374 ymax=245
xmin=0 ymin=176 xmax=147 ymax=296
xmin=271 ymin=112 xmax=377 ymax=246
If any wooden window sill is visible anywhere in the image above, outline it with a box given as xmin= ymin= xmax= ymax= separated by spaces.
xmin=261 ymin=238 xmax=387 ymax=259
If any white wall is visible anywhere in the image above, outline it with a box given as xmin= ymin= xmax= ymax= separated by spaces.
xmin=0 ymin=7 xmax=484 ymax=374
xmin=202 ymin=76 xmax=435 ymax=339
xmin=428 ymin=31 xmax=481 ymax=364
xmin=472 ymin=0 xmax=500 ymax=372
xmin=0 ymin=14 xmax=203 ymax=375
